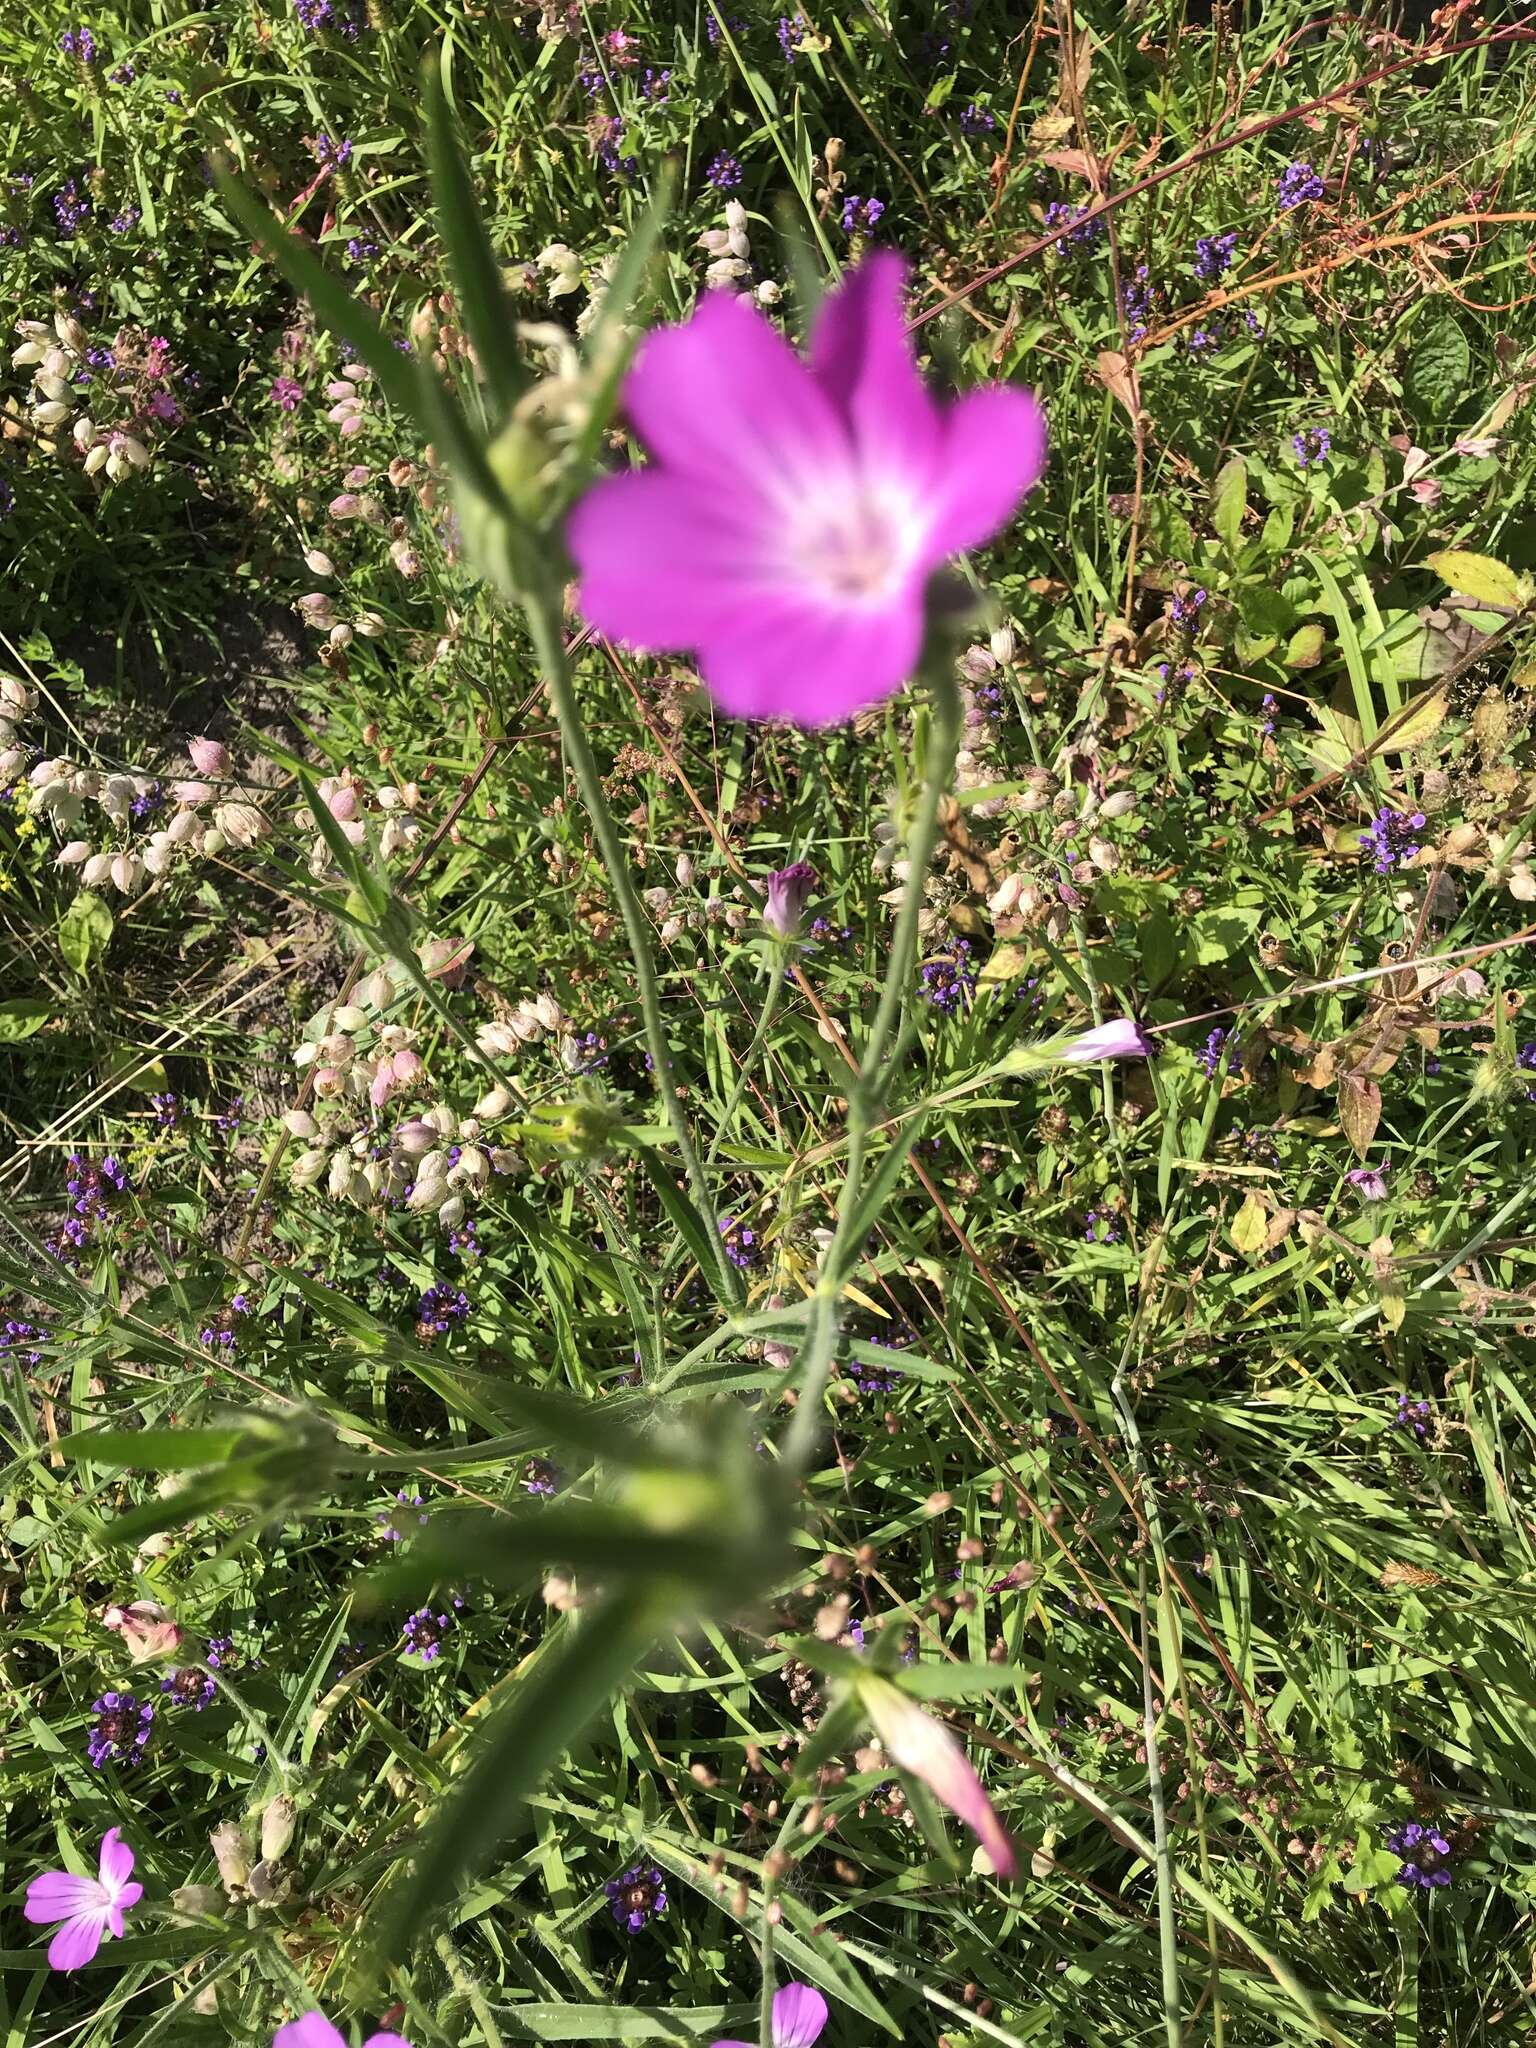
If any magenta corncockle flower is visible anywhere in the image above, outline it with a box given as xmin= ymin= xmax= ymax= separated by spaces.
xmin=566 ymin=253 xmax=1047 ymax=727
xmin=274 ymin=2015 xmax=410 ymax=2048
xmin=714 ymin=1982 xmax=828 ymax=2048
xmin=763 ymin=861 xmax=816 ymax=937
xmin=1059 ymin=1017 xmax=1154 ymax=1063
xmin=24 ymin=1827 xmax=143 ymax=1970
xmin=861 ymin=1675 xmax=1017 ymax=1879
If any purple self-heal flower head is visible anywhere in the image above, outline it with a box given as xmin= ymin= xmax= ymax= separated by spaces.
xmin=1387 ymin=1820 xmax=1453 ymax=1889
xmin=706 ymin=151 xmax=743 ymax=190
xmin=24 ymin=1828 xmax=142 ymax=1972
xmin=605 ymin=1862 xmax=667 ymax=1932
xmin=714 ymin=1982 xmax=829 ymax=2048
xmin=87 ymin=1691 xmax=153 ymax=1768
xmin=1293 ymin=424 xmax=1331 ymax=467
xmin=1193 ymin=231 xmax=1237 ymax=281
xmin=1277 ymin=160 xmax=1324 ymax=210
xmin=566 ymin=253 xmax=1047 ymax=726
xmin=764 ymin=861 xmax=816 ymax=937
xmin=274 ymin=2012 xmax=411 ymax=2048
xmin=840 ymin=194 xmax=886 ymax=235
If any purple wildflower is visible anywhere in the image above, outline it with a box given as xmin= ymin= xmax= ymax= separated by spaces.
xmin=52 ymin=180 xmax=91 ymax=234
xmin=1198 ymin=1027 xmax=1238 ymax=1078
xmin=313 ymin=133 xmax=353 ymax=168
xmin=270 ymin=375 xmax=304 ymax=411
xmin=763 ymin=861 xmax=816 ymax=938
xmin=1387 ymin=1821 xmax=1453 ymax=1889
xmin=920 ymin=940 xmax=977 ymax=1014
xmin=402 ymin=1601 xmax=461 ymax=1662
xmin=706 ymin=152 xmax=743 ymax=190
xmin=522 ymin=1457 xmax=558 ymax=1497
xmin=719 ymin=1216 xmax=759 ymax=1269
xmin=1043 ymin=200 xmax=1103 ymax=248
xmin=1346 ymin=1164 xmax=1389 ymax=1203
xmin=108 ymin=59 xmax=134 ymax=82
xmin=1292 ymin=424 xmax=1331 ymax=467
xmin=960 ymin=103 xmax=996 ymax=135
xmin=1260 ymin=693 xmax=1276 ymax=735
xmin=108 ymin=206 xmax=140 ymax=234
xmin=776 ymin=14 xmax=807 ymax=59
xmin=605 ymin=1863 xmax=667 ymax=1932
xmin=840 ymin=194 xmax=886 ymax=235
xmin=159 ymin=1666 xmax=216 ymax=1711
xmin=150 ymin=1092 xmax=180 ymax=1127
xmin=415 ymin=1284 xmax=470 ymax=1340
xmin=847 ymin=1340 xmax=904 ymax=1394
xmin=1193 ymin=231 xmax=1238 ymax=281
xmin=1360 ymin=807 xmax=1424 ymax=875
xmin=1083 ymin=1209 xmax=1120 ymax=1244
xmin=87 ymin=1692 xmax=153 ymax=1769
xmin=1394 ymin=1392 xmax=1431 ymax=1440
xmin=1170 ymin=586 xmax=1207 ymax=630
xmin=59 ymin=26 xmax=99 ymax=61
xmin=376 ymin=1489 xmax=429 ymax=1540
xmin=1121 ymin=263 xmax=1157 ymax=342
xmin=1277 ymin=161 xmax=1325 ymax=211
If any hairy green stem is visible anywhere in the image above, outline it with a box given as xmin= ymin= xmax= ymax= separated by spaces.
xmin=707 ymin=954 xmax=789 ymax=1170
xmin=435 ymin=1929 xmax=507 ymax=2048
xmin=782 ymin=665 xmax=963 ymax=1475
xmin=522 ymin=582 xmax=742 ymax=1304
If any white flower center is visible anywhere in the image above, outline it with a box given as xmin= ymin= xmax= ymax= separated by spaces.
xmin=786 ymin=480 xmax=925 ymax=606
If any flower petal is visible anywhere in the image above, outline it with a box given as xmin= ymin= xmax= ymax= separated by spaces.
xmin=24 ymin=1872 xmax=103 ymax=1925
xmin=808 ymin=251 xmax=940 ymax=481
xmin=274 ymin=2016 xmax=349 ymax=2048
xmin=863 ymin=1679 xmax=1017 ymax=1881
xmin=362 ymin=2035 xmax=413 ymax=2048
xmin=772 ymin=1982 xmax=829 ymax=2048
xmin=924 ymin=385 xmax=1048 ymax=560
xmin=1058 ymin=1018 xmax=1153 ymax=1064
xmin=697 ymin=593 xmax=926 ymax=727
xmin=46 ymin=1912 xmax=107 ymax=1972
xmin=566 ymin=471 xmax=774 ymax=651
xmin=622 ymin=289 xmax=849 ymax=500
xmin=98 ymin=1826 xmax=136 ymax=1893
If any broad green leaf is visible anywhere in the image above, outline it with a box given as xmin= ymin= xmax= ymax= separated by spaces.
xmin=58 ymin=891 xmax=112 ymax=975
xmin=1211 ymin=455 xmax=1247 ymax=552
xmin=0 ymin=999 xmax=50 ymax=1042
xmin=1407 ymin=316 xmax=1470 ymax=417
xmin=1373 ymin=686 xmax=1447 ymax=755
xmin=1285 ymin=622 xmax=1327 ymax=669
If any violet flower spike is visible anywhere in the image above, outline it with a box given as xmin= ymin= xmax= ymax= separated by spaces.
xmin=714 ymin=1982 xmax=829 ymax=2048
xmin=566 ymin=253 xmax=1047 ymax=726
xmin=763 ymin=861 xmax=817 ymax=938
xmin=24 ymin=1827 xmax=143 ymax=1971
xmin=273 ymin=2014 xmax=411 ymax=2048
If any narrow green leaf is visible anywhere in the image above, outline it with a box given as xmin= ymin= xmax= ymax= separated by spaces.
xmin=423 ymin=57 xmax=528 ymax=423
xmin=368 ymin=1587 xmax=662 ymax=1956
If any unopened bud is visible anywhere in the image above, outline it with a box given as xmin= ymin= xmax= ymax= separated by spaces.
xmin=260 ymin=1794 xmax=297 ymax=1863
xmin=209 ymin=1822 xmax=250 ymax=1894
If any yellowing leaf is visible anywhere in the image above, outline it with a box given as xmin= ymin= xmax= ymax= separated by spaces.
xmin=978 ymin=942 xmax=1033 ymax=988
xmin=1285 ymin=622 xmax=1327 ymax=669
xmin=1373 ymin=687 xmax=1447 ymax=756
xmin=1230 ymin=1192 xmax=1268 ymax=1255
xmin=1426 ymin=549 xmax=1528 ymax=609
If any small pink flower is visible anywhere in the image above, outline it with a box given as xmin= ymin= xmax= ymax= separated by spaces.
xmin=186 ymin=736 xmax=230 ymax=779
xmin=24 ymin=1827 xmax=143 ymax=1971
xmin=567 ymin=253 xmax=1046 ymax=727
xmin=861 ymin=1676 xmax=1017 ymax=1879
xmin=714 ymin=1982 xmax=828 ymax=2048
xmin=273 ymin=2013 xmax=410 ymax=2048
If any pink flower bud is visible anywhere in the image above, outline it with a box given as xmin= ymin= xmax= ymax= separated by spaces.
xmin=329 ymin=493 xmax=362 ymax=519
xmin=1059 ymin=1018 xmax=1154 ymax=1063
xmin=390 ymin=1047 xmax=423 ymax=1085
xmin=186 ymin=736 xmax=230 ymax=778
xmin=326 ymin=784 xmax=359 ymax=822
xmin=101 ymin=1600 xmax=183 ymax=1663
xmin=861 ymin=1677 xmax=1017 ymax=1880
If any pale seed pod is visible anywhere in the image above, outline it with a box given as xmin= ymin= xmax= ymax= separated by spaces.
xmin=55 ymin=840 xmax=92 ymax=866
xmin=1099 ymin=789 xmax=1137 ymax=820
xmin=82 ymin=852 xmax=114 ymax=886
xmin=474 ymin=1084 xmax=514 ymax=1119
xmin=333 ymin=1005 xmax=368 ymax=1033
xmin=283 ymin=1110 xmax=318 ymax=1140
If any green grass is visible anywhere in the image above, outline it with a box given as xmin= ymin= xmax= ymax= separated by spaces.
xmin=3 ymin=1 xmax=1536 ymax=2044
